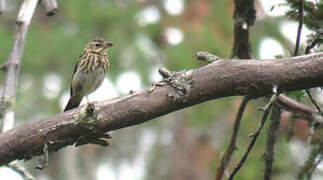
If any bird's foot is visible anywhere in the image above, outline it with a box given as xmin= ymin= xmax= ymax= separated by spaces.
xmin=87 ymin=101 xmax=98 ymax=105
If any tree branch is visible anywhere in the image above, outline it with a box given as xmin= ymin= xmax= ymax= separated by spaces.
xmin=293 ymin=0 xmax=304 ymax=56
xmin=40 ymin=0 xmax=58 ymax=16
xmin=293 ymin=0 xmax=322 ymax=114
xmin=0 ymin=53 xmax=323 ymax=166
xmin=215 ymin=97 xmax=250 ymax=180
xmin=6 ymin=162 xmax=36 ymax=180
xmin=263 ymin=106 xmax=281 ymax=180
xmin=216 ymin=0 xmax=256 ymax=178
xmin=229 ymin=104 xmax=272 ymax=180
xmin=276 ymin=94 xmax=323 ymax=124
xmin=305 ymin=89 xmax=321 ymax=113
xmin=303 ymin=31 xmax=323 ymax=114
xmin=0 ymin=0 xmax=38 ymax=131
xmin=231 ymin=0 xmax=256 ymax=59
xmin=305 ymin=31 xmax=323 ymax=55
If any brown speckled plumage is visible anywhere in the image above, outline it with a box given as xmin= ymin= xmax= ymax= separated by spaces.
xmin=64 ymin=37 xmax=113 ymax=112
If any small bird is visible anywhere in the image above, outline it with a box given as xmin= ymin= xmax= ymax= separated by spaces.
xmin=64 ymin=37 xmax=113 ymax=112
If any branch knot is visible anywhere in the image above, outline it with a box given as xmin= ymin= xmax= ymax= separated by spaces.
xmin=150 ymin=68 xmax=194 ymax=103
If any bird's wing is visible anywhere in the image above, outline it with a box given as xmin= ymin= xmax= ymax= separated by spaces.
xmin=70 ymin=51 xmax=86 ymax=96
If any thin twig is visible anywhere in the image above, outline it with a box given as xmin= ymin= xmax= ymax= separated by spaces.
xmin=305 ymin=30 xmax=323 ymax=55
xmin=263 ymin=105 xmax=281 ymax=180
xmin=228 ymin=105 xmax=272 ymax=180
xmin=261 ymin=85 xmax=278 ymax=111
xmin=293 ymin=0 xmax=304 ymax=56
xmin=6 ymin=162 xmax=36 ymax=180
xmin=305 ymin=89 xmax=321 ymax=113
xmin=215 ymin=97 xmax=250 ymax=180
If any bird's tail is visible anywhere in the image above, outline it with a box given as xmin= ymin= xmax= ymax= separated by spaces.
xmin=63 ymin=97 xmax=82 ymax=112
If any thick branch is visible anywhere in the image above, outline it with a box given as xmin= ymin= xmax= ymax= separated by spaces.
xmin=216 ymin=1 xmax=256 ymax=178
xmin=0 ymin=53 xmax=323 ymax=166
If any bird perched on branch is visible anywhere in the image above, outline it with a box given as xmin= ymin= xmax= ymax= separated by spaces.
xmin=64 ymin=37 xmax=113 ymax=112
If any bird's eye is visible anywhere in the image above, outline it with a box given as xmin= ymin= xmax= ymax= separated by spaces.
xmin=95 ymin=44 xmax=101 ymax=48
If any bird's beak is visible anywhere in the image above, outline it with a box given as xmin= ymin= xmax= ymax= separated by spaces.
xmin=104 ymin=42 xmax=114 ymax=48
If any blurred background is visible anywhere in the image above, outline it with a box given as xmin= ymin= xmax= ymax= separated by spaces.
xmin=0 ymin=0 xmax=322 ymax=179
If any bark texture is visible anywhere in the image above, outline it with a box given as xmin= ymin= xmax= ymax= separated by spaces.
xmin=0 ymin=52 xmax=323 ymax=166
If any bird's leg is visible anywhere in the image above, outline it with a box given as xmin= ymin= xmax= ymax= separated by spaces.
xmin=85 ymin=96 xmax=97 ymax=104
xmin=86 ymin=96 xmax=97 ymax=105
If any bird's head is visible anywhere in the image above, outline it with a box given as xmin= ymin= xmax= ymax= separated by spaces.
xmin=85 ymin=37 xmax=113 ymax=54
